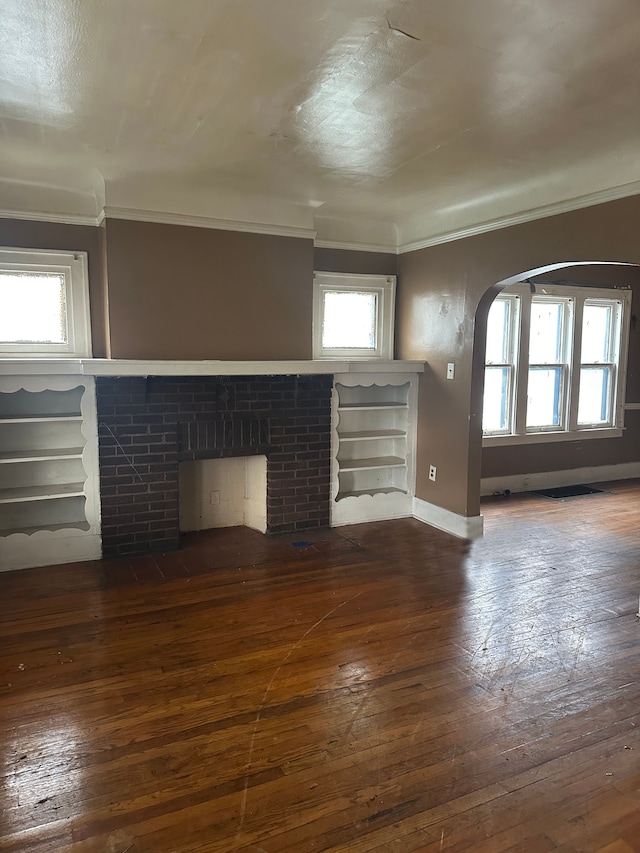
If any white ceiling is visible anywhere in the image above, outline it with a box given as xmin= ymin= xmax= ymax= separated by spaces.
xmin=2 ymin=0 xmax=640 ymax=250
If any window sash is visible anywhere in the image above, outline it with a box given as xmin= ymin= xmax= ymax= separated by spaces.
xmin=321 ymin=289 xmax=378 ymax=350
xmin=483 ymin=364 xmax=514 ymax=434
xmin=483 ymin=295 xmax=519 ymax=435
xmin=578 ymin=364 xmax=615 ymax=426
xmin=312 ymin=272 xmax=395 ymax=359
xmin=526 ymin=364 xmax=568 ymax=431
xmin=0 ymin=249 xmax=91 ymax=357
xmin=525 ymin=296 xmax=572 ymax=432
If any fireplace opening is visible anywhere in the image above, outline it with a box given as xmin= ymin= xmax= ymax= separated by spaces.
xmin=178 ymin=456 xmax=267 ymax=534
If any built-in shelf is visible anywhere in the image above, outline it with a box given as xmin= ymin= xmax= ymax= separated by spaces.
xmin=338 ymin=487 xmax=408 ymax=500
xmin=0 ymin=483 xmax=87 ymax=504
xmin=0 ymin=447 xmax=84 ymax=463
xmin=0 ymin=520 xmax=91 ymax=537
xmin=338 ymin=402 xmax=408 ymax=411
xmin=0 ymin=377 xmax=101 ymax=571
xmin=339 ymin=430 xmax=405 ymax=441
xmin=338 ymin=456 xmax=406 ymax=471
xmin=332 ymin=375 xmax=418 ymax=524
xmin=0 ymin=414 xmax=83 ymax=424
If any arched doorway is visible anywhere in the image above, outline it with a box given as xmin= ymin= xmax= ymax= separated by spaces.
xmin=471 ymin=261 xmax=640 ymax=511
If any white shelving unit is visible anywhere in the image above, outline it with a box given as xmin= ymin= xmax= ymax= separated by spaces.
xmin=0 ymin=376 xmax=101 ymax=571
xmin=331 ymin=372 xmax=419 ymax=526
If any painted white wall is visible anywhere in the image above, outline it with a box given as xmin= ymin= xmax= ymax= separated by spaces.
xmin=179 ymin=456 xmax=267 ymax=533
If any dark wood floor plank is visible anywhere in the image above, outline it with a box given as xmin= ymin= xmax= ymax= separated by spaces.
xmin=1 ymin=479 xmax=640 ymax=850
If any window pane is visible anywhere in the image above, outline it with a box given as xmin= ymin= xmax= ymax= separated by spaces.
xmin=527 ymin=367 xmax=563 ymax=428
xmin=529 ymin=301 xmax=563 ymax=363
xmin=0 ymin=272 xmax=67 ymax=343
xmin=486 ymin=299 xmax=509 ymax=364
xmin=483 ymin=366 xmax=510 ymax=432
xmin=581 ymin=304 xmax=611 ymax=363
xmin=322 ymin=291 xmax=376 ymax=349
xmin=578 ymin=367 xmax=610 ymax=424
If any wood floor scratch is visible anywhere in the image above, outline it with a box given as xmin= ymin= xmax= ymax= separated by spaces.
xmin=236 ymin=591 xmax=363 ymax=833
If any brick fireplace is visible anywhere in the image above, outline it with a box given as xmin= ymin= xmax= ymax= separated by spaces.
xmin=96 ymin=375 xmax=332 ymax=557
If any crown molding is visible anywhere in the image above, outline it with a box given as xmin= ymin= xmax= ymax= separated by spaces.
xmin=398 ymin=179 xmax=640 ymax=254
xmin=0 ymin=208 xmax=102 ymax=227
xmin=103 ymin=206 xmax=316 ymax=241
xmin=3 ymin=175 xmax=640 ymax=252
xmin=313 ymin=238 xmax=398 ymax=254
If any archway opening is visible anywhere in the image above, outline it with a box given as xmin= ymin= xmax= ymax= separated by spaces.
xmin=471 ymin=261 xmax=640 ymax=512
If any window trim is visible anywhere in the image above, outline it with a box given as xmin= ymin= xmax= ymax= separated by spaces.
xmin=312 ymin=272 xmax=396 ymax=360
xmin=0 ymin=247 xmax=92 ymax=358
xmin=483 ymin=283 xmax=631 ymax=446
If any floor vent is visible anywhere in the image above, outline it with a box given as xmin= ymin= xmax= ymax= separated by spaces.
xmin=533 ymin=484 xmax=607 ymax=499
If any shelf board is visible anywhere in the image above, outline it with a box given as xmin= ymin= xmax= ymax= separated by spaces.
xmin=337 ymin=486 xmax=408 ymax=500
xmin=0 ymin=414 xmax=82 ymax=424
xmin=0 ymin=520 xmax=90 ymax=537
xmin=338 ymin=402 xmax=407 ymax=411
xmin=339 ymin=430 xmax=405 ymax=441
xmin=338 ymin=456 xmax=406 ymax=471
xmin=0 ymin=482 xmax=86 ymax=504
xmin=0 ymin=447 xmax=84 ymax=463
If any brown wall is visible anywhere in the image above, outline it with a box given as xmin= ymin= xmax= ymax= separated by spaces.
xmin=0 ymin=218 xmax=108 ymax=357
xmin=104 ymin=219 xmax=314 ymax=360
xmin=314 ymin=247 xmax=397 ymax=277
xmin=397 ymin=195 xmax=640 ymax=518
xmin=5 ymin=204 xmax=640 ymax=523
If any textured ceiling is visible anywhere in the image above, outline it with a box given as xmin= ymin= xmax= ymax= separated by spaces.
xmin=2 ymin=0 xmax=640 ymax=248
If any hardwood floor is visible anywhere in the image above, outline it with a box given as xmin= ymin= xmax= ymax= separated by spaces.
xmin=1 ymin=481 xmax=639 ymax=852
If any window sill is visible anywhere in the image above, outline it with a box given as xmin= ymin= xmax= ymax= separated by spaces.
xmin=483 ymin=427 xmax=624 ymax=447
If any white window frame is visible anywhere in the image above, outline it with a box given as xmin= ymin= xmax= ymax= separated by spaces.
xmin=0 ymin=248 xmax=92 ymax=358
xmin=483 ymin=283 xmax=631 ymax=446
xmin=312 ymin=272 xmax=396 ymax=360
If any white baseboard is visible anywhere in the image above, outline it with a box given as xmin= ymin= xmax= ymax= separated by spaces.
xmin=413 ymin=497 xmax=484 ymax=540
xmin=481 ymin=461 xmax=640 ymax=497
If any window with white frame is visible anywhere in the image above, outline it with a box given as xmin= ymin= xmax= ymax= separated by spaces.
xmin=312 ymin=272 xmax=395 ymax=359
xmin=482 ymin=283 xmax=630 ymax=443
xmin=0 ymin=248 xmax=92 ymax=357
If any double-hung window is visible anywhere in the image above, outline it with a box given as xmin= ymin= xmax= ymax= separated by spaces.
xmin=0 ymin=248 xmax=92 ymax=357
xmin=526 ymin=296 xmax=572 ymax=431
xmin=312 ymin=272 xmax=395 ymax=359
xmin=578 ymin=299 xmax=622 ymax=427
xmin=483 ymin=294 xmax=519 ymax=433
xmin=482 ymin=283 xmax=630 ymax=444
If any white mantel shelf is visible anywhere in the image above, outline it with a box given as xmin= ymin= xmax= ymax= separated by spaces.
xmin=0 ymin=359 xmax=425 ymax=377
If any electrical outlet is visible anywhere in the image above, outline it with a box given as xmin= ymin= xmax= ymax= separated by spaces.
xmin=210 ymin=490 xmax=220 ymax=505
xmin=446 ymin=362 xmax=455 ymax=380
xmin=429 ymin=465 xmax=437 ymax=482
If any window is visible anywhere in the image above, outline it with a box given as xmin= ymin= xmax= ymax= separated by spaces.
xmin=0 ymin=248 xmax=91 ymax=357
xmin=483 ymin=283 xmax=630 ymax=444
xmin=313 ymin=272 xmax=395 ymax=359
xmin=483 ymin=294 xmax=519 ymax=432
